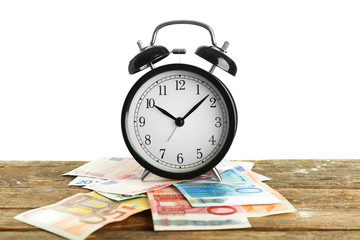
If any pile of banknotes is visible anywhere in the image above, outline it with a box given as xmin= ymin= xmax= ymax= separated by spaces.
xmin=14 ymin=157 xmax=296 ymax=240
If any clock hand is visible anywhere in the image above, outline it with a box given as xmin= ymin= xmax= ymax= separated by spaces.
xmin=154 ymin=105 xmax=176 ymax=121
xmin=167 ymin=126 xmax=178 ymax=142
xmin=155 ymin=104 xmax=185 ymax=127
xmin=182 ymin=94 xmax=209 ymax=120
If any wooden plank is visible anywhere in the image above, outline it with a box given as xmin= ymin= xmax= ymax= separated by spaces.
xmin=88 ymin=230 xmax=360 ymax=240
xmin=3 ymin=208 xmax=360 ymax=231
xmin=249 ymin=208 xmax=360 ymax=230
xmin=1 ymin=230 xmax=360 ymax=240
xmin=0 ymin=188 xmax=89 ymax=208
xmin=0 ymin=232 xmax=64 ymax=240
xmin=0 ymin=161 xmax=86 ymax=189
xmin=252 ymin=159 xmax=360 ymax=189
xmin=1 ymin=160 xmax=360 ymax=189
xmin=1 ymin=188 xmax=359 ymax=209
xmin=2 ymin=159 xmax=360 ymax=240
xmin=1 ymin=160 xmax=360 ymax=191
xmin=283 ymin=189 xmax=360 ymax=209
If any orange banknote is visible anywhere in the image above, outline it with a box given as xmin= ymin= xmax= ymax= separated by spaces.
xmin=14 ymin=191 xmax=150 ymax=240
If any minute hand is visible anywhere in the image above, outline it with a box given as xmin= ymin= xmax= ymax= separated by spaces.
xmin=183 ymin=94 xmax=209 ymax=120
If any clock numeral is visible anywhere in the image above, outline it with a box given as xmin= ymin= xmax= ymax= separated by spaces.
xmin=159 ymin=149 xmax=166 ymax=159
xmin=196 ymin=84 xmax=200 ymax=95
xmin=175 ymin=80 xmax=185 ymax=90
xmin=196 ymin=148 xmax=203 ymax=159
xmin=144 ymin=134 xmax=151 ymax=145
xmin=209 ymin=135 xmax=216 ymax=145
xmin=177 ymin=153 xmax=184 ymax=164
xmin=215 ymin=117 xmax=222 ymax=128
xmin=159 ymin=85 xmax=167 ymax=95
xmin=138 ymin=116 xmax=145 ymax=127
xmin=146 ymin=98 xmax=155 ymax=108
xmin=209 ymin=97 xmax=216 ymax=108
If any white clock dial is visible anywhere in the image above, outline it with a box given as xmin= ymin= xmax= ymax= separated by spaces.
xmin=124 ymin=69 xmax=230 ymax=174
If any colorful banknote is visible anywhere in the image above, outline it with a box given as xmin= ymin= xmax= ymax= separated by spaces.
xmin=14 ymin=192 xmax=150 ymax=240
xmin=215 ymin=159 xmax=254 ymax=172
xmin=218 ymin=160 xmax=255 ymax=172
xmin=216 ymin=160 xmax=271 ymax=182
xmin=96 ymin=191 xmax=147 ymax=202
xmin=84 ymin=172 xmax=180 ymax=195
xmin=174 ymin=167 xmax=280 ymax=207
xmin=241 ymin=197 xmax=296 ymax=217
xmin=68 ymin=176 xmax=107 ymax=186
xmin=238 ymin=169 xmax=296 ymax=217
xmin=175 ymin=182 xmax=280 ymax=207
xmin=147 ymin=186 xmax=251 ymax=231
xmin=64 ymin=157 xmax=142 ymax=180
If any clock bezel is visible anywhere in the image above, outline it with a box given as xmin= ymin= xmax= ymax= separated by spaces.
xmin=121 ymin=63 xmax=237 ymax=180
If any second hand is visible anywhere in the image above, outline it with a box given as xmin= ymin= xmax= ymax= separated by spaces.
xmin=167 ymin=127 xmax=178 ymax=142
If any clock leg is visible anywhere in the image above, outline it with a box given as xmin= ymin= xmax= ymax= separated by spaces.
xmin=140 ymin=168 xmax=150 ymax=181
xmin=210 ymin=167 xmax=222 ymax=182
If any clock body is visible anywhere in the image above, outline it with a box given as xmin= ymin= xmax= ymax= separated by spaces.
xmin=121 ymin=63 xmax=237 ymax=179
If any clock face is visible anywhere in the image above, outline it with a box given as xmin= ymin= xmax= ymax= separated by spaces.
xmin=122 ymin=64 xmax=237 ymax=179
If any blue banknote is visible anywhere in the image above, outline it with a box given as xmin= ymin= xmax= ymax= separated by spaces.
xmin=174 ymin=167 xmax=280 ymax=207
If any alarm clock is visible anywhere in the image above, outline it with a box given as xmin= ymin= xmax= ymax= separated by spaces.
xmin=121 ymin=20 xmax=238 ymax=181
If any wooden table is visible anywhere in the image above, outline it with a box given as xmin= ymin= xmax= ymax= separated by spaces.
xmin=1 ymin=159 xmax=359 ymax=239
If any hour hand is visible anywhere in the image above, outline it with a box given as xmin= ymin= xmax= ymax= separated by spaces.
xmin=154 ymin=105 xmax=176 ymax=121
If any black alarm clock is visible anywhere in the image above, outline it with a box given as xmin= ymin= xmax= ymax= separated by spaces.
xmin=121 ymin=20 xmax=237 ymax=181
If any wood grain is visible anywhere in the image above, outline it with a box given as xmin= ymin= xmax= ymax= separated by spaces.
xmin=1 ymin=231 xmax=360 ymax=240
xmin=1 ymin=159 xmax=360 ymax=239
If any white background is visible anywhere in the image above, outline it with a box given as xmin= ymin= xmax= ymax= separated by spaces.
xmin=1 ymin=0 xmax=360 ymax=161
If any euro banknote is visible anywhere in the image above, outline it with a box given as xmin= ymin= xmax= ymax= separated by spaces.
xmin=67 ymin=175 xmax=148 ymax=201
xmin=238 ymin=168 xmax=297 ymax=217
xmin=147 ymin=186 xmax=251 ymax=231
xmin=253 ymin=172 xmax=272 ymax=181
xmin=84 ymin=172 xmax=180 ymax=195
xmin=14 ymin=191 xmax=150 ymax=240
xmin=175 ymin=182 xmax=280 ymax=207
xmin=213 ymin=160 xmax=271 ymax=181
xmin=215 ymin=165 xmax=295 ymax=217
xmin=64 ymin=157 xmax=142 ymax=180
xmin=68 ymin=176 xmax=107 ymax=186
xmin=174 ymin=167 xmax=280 ymax=207
xmin=96 ymin=191 xmax=147 ymax=202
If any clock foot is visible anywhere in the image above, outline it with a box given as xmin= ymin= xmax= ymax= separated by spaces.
xmin=210 ymin=167 xmax=222 ymax=182
xmin=140 ymin=168 xmax=150 ymax=181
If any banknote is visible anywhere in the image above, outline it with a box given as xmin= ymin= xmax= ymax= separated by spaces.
xmin=64 ymin=157 xmax=142 ymax=180
xmin=253 ymin=172 xmax=272 ymax=182
xmin=96 ymin=191 xmax=147 ymax=202
xmin=218 ymin=160 xmax=255 ymax=171
xmin=148 ymin=186 xmax=251 ymax=231
xmin=237 ymin=168 xmax=297 ymax=217
xmin=174 ymin=167 xmax=280 ymax=207
xmin=68 ymin=176 xmax=107 ymax=186
xmin=241 ymin=196 xmax=296 ymax=217
xmin=217 ymin=160 xmax=271 ymax=181
xmin=85 ymin=172 xmax=180 ymax=195
xmin=221 ymin=166 xmax=272 ymax=183
xmin=14 ymin=191 xmax=150 ymax=240
xmin=68 ymin=176 xmax=146 ymax=201
xmin=175 ymin=182 xmax=280 ymax=207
